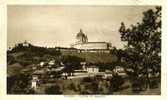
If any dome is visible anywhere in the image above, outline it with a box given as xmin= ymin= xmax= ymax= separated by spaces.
xmin=76 ymin=29 xmax=88 ymax=43
xmin=76 ymin=29 xmax=86 ymax=38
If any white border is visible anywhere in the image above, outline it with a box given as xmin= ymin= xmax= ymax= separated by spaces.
xmin=0 ymin=0 xmax=166 ymax=100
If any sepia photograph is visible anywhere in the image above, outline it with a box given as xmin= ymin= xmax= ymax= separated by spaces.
xmin=7 ymin=5 xmax=161 ymax=95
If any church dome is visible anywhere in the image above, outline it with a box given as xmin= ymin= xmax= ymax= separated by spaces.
xmin=76 ymin=29 xmax=86 ymax=38
xmin=76 ymin=29 xmax=88 ymax=43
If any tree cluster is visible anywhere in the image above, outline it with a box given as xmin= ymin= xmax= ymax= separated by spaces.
xmin=119 ymin=6 xmax=161 ymax=90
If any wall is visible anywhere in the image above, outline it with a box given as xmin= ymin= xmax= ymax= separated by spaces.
xmin=73 ymin=42 xmax=108 ymax=50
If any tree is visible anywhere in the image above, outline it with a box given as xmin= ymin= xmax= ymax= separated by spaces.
xmin=119 ymin=7 xmax=161 ymax=90
xmin=110 ymin=74 xmax=124 ymax=92
xmin=62 ymin=55 xmax=85 ymax=76
xmin=7 ymin=74 xmax=31 ymax=94
xmin=110 ymin=47 xmax=127 ymax=67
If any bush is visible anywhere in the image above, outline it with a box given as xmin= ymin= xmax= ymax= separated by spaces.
xmin=149 ymin=77 xmax=160 ymax=89
xmin=131 ymin=77 xmax=146 ymax=92
xmin=79 ymin=78 xmax=99 ymax=94
xmin=19 ymin=61 xmax=32 ymax=66
xmin=68 ymin=82 xmax=77 ymax=91
xmin=7 ymin=55 xmax=16 ymax=65
xmin=82 ymin=77 xmax=93 ymax=83
xmin=110 ymin=74 xmax=124 ymax=91
xmin=7 ymin=74 xmax=31 ymax=94
xmin=45 ymin=85 xmax=62 ymax=94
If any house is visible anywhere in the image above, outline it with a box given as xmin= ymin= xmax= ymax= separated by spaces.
xmin=113 ymin=66 xmax=127 ymax=76
xmin=31 ymin=75 xmax=40 ymax=89
xmin=48 ymin=60 xmax=55 ymax=67
xmin=86 ymin=65 xmax=99 ymax=73
xmin=40 ymin=61 xmax=45 ymax=67
xmin=103 ymin=72 xmax=113 ymax=79
xmin=22 ymin=40 xmax=30 ymax=47
xmin=31 ymin=79 xmax=38 ymax=89
xmin=80 ymin=62 xmax=86 ymax=71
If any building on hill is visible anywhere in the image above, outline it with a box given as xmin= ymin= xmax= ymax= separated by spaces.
xmin=76 ymin=29 xmax=88 ymax=44
xmin=86 ymin=65 xmax=99 ymax=73
xmin=15 ymin=40 xmax=31 ymax=48
xmin=71 ymin=29 xmax=112 ymax=51
xmin=22 ymin=40 xmax=30 ymax=47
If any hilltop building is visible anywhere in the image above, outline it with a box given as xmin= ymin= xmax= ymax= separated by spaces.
xmin=71 ymin=29 xmax=112 ymax=51
xmin=15 ymin=40 xmax=31 ymax=48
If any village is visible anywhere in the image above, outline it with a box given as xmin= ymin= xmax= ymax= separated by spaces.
xmin=31 ymin=59 xmax=127 ymax=91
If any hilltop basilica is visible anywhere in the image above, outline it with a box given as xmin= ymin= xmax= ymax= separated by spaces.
xmin=71 ymin=29 xmax=112 ymax=51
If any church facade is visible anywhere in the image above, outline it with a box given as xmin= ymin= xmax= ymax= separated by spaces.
xmin=71 ymin=29 xmax=112 ymax=51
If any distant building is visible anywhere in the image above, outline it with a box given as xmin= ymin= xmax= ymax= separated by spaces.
xmin=8 ymin=47 xmax=12 ymax=51
xmin=31 ymin=80 xmax=37 ymax=89
xmin=71 ymin=29 xmax=112 ymax=51
xmin=22 ymin=40 xmax=30 ymax=47
xmin=113 ymin=66 xmax=127 ymax=76
xmin=48 ymin=60 xmax=55 ymax=66
xmin=86 ymin=65 xmax=99 ymax=73
xmin=31 ymin=75 xmax=39 ymax=89
xmin=40 ymin=62 xmax=45 ymax=67
xmin=103 ymin=70 xmax=113 ymax=79
xmin=15 ymin=40 xmax=31 ymax=48
xmin=81 ymin=62 xmax=86 ymax=70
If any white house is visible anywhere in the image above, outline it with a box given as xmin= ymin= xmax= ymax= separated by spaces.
xmin=113 ymin=66 xmax=127 ymax=76
xmin=86 ymin=65 xmax=99 ymax=73
xmin=31 ymin=75 xmax=39 ymax=89
xmin=31 ymin=79 xmax=38 ymax=89
xmin=103 ymin=72 xmax=113 ymax=79
xmin=40 ymin=62 xmax=45 ymax=67
xmin=22 ymin=40 xmax=30 ymax=47
xmin=80 ymin=62 xmax=86 ymax=71
xmin=48 ymin=60 xmax=55 ymax=66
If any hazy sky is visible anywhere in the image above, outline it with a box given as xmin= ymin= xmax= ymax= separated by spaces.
xmin=7 ymin=5 xmax=155 ymax=48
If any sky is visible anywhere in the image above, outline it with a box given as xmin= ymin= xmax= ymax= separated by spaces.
xmin=7 ymin=5 xmax=155 ymax=48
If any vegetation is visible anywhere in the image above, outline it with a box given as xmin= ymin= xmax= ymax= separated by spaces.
xmin=45 ymin=85 xmax=62 ymax=94
xmin=7 ymin=73 xmax=34 ymax=94
xmin=65 ymin=52 xmax=117 ymax=64
xmin=61 ymin=55 xmax=85 ymax=76
xmin=119 ymin=6 xmax=161 ymax=90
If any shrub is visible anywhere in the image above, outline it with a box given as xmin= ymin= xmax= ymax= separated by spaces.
xmin=131 ymin=77 xmax=146 ymax=92
xmin=68 ymin=82 xmax=77 ymax=91
xmin=7 ymin=74 xmax=31 ymax=94
xmin=110 ymin=74 xmax=124 ymax=91
xmin=82 ymin=77 xmax=93 ymax=83
xmin=45 ymin=85 xmax=62 ymax=94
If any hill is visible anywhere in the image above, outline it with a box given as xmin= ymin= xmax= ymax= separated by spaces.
xmin=7 ymin=44 xmax=118 ymax=76
xmin=63 ymin=52 xmax=117 ymax=64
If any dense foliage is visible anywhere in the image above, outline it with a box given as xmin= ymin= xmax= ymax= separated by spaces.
xmin=119 ymin=7 xmax=161 ymax=90
xmin=61 ymin=55 xmax=85 ymax=76
xmin=7 ymin=74 xmax=34 ymax=94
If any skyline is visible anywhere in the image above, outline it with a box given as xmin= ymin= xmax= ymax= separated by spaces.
xmin=7 ymin=5 xmax=155 ymax=48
